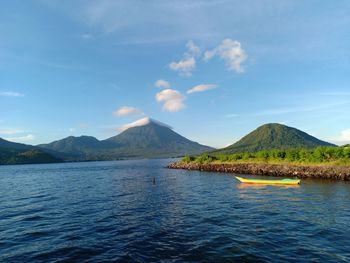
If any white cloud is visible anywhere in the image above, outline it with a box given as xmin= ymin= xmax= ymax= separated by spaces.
xmin=156 ymin=89 xmax=185 ymax=112
xmin=0 ymin=128 xmax=24 ymax=135
xmin=169 ymin=40 xmax=200 ymax=76
xmin=203 ymin=49 xmax=216 ymax=61
xmin=155 ymin=79 xmax=170 ymax=89
xmin=113 ymin=106 xmax=144 ymax=117
xmin=156 ymin=89 xmax=184 ymax=102
xmin=119 ymin=117 xmax=151 ymax=131
xmin=186 ymin=40 xmax=200 ymax=56
xmin=1 ymin=127 xmax=34 ymax=143
xmin=118 ymin=117 xmax=172 ymax=132
xmin=169 ymin=57 xmax=196 ymax=76
xmin=340 ymin=129 xmax=350 ymax=140
xmin=0 ymin=91 xmax=24 ymax=97
xmin=5 ymin=134 xmax=34 ymax=142
xmin=204 ymin=39 xmax=247 ymax=73
xmin=187 ymin=84 xmax=218 ymax=94
xmin=154 ymin=81 xmax=185 ymax=112
xmin=331 ymin=129 xmax=350 ymax=144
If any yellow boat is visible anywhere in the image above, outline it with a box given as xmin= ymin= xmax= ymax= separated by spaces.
xmin=235 ymin=176 xmax=300 ymax=185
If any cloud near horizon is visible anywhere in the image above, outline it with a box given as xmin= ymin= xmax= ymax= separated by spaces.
xmin=169 ymin=40 xmax=200 ymax=76
xmin=5 ymin=134 xmax=35 ymax=142
xmin=187 ymin=84 xmax=218 ymax=94
xmin=155 ymin=79 xmax=170 ymax=89
xmin=204 ymin=39 xmax=247 ymax=73
xmin=156 ymin=89 xmax=185 ymax=112
xmin=331 ymin=129 xmax=350 ymax=144
xmin=0 ymin=128 xmax=25 ymax=135
xmin=114 ymin=106 xmax=144 ymax=117
xmin=0 ymin=91 xmax=24 ymax=97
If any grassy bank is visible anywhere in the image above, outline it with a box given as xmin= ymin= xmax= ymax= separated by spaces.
xmin=182 ymin=146 xmax=350 ymax=166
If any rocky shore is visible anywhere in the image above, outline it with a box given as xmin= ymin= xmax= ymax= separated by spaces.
xmin=167 ymin=162 xmax=350 ymax=181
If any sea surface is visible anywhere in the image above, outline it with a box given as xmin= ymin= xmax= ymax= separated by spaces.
xmin=1 ymin=159 xmax=350 ymax=262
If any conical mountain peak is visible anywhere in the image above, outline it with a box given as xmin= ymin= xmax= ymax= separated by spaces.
xmin=213 ymin=123 xmax=335 ymax=154
xmin=38 ymin=118 xmax=213 ymax=159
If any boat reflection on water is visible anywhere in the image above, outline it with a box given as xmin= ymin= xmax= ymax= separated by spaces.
xmin=236 ymin=180 xmax=302 ymax=203
xmin=236 ymin=182 xmax=300 ymax=189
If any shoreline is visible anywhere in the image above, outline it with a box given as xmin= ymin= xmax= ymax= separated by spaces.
xmin=167 ymin=162 xmax=350 ymax=181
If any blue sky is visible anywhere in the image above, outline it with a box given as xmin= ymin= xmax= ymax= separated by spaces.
xmin=1 ymin=0 xmax=350 ymax=147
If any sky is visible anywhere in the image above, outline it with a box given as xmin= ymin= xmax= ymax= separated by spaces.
xmin=0 ymin=0 xmax=350 ymax=148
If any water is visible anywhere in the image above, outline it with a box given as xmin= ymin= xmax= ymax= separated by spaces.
xmin=1 ymin=159 xmax=350 ymax=262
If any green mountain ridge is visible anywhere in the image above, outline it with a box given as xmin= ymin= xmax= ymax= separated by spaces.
xmin=0 ymin=138 xmax=33 ymax=150
xmin=38 ymin=136 xmax=103 ymax=158
xmin=39 ymin=119 xmax=214 ymax=160
xmin=0 ymin=138 xmax=62 ymax=165
xmin=212 ymin=123 xmax=336 ymax=155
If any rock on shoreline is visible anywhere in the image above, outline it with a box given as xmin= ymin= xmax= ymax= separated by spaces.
xmin=167 ymin=162 xmax=350 ymax=181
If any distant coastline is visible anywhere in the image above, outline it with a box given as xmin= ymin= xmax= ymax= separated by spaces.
xmin=167 ymin=162 xmax=350 ymax=181
xmin=2 ymin=123 xmax=349 ymax=166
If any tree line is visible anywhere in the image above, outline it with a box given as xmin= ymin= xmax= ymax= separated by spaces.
xmin=183 ymin=146 xmax=350 ymax=165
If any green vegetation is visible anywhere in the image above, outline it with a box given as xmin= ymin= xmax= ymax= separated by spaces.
xmin=213 ymin=123 xmax=335 ymax=154
xmin=38 ymin=136 xmax=102 ymax=155
xmin=183 ymin=146 xmax=350 ymax=166
xmin=0 ymin=148 xmax=62 ymax=165
xmin=0 ymin=138 xmax=62 ymax=165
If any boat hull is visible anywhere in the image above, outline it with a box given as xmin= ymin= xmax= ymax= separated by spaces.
xmin=235 ymin=176 xmax=300 ymax=185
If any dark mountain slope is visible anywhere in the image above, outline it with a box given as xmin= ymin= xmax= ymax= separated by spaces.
xmin=0 ymin=138 xmax=62 ymax=165
xmin=39 ymin=136 xmax=102 ymax=156
xmin=0 ymin=138 xmax=33 ymax=150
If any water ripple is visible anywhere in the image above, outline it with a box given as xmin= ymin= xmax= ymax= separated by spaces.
xmin=1 ymin=160 xmax=350 ymax=262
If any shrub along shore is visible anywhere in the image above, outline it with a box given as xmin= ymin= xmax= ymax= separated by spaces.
xmin=167 ymin=147 xmax=350 ymax=180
